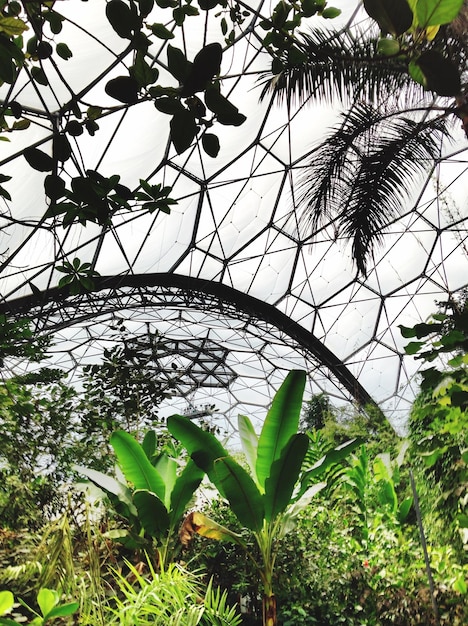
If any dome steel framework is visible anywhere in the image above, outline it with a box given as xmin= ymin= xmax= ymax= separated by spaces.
xmin=0 ymin=0 xmax=467 ymax=435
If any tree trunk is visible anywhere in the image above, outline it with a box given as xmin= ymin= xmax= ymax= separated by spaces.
xmin=263 ymin=593 xmax=277 ymax=626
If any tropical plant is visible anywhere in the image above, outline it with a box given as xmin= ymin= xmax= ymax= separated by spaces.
xmin=260 ymin=0 xmax=467 ymax=275
xmin=400 ymin=295 xmax=468 ymax=551
xmin=105 ymin=558 xmax=242 ymax=626
xmin=169 ymin=370 xmax=361 ymax=626
xmin=74 ymin=428 xmax=204 ymax=568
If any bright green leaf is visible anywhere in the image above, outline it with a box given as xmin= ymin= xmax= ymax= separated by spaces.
xmin=264 ymin=433 xmax=309 ymax=521
xmin=110 ymin=430 xmax=166 ymax=502
xmin=238 ymin=414 xmax=258 ymax=483
xmin=416 ymin=0 xmax=464 ymax=26
xmin=0 ymin=591 xmax=14 ymax=616
xmin=133 ymin=489 xmax=170 ymax=537
xmin=37 ymin=589 xmax=58 ymax=619
xmin=214 ymin=457 xmax=265 ymax=531
xmin=256 ymin=370 xmax=306 ymax=489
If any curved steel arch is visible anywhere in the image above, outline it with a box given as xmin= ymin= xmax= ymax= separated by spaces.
xmin=0 ymin=272 xmax=376 ymax=409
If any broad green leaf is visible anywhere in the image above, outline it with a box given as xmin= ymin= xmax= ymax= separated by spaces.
xmin=256 ymin=370 xmax=306 ymax=489
xmin=110 ymin=430 xmax=166 ymax=501
xmin=0 ymin=591 xmax=14 ymax=616
xmin=377 ymin=37 xmax=400 ymax=55
xmin=453 ymin=573 xmax=467 ymax=594
xmin=322 ymin=7 xmax=341 ymax=18
xmin=404 ymin=341 xmax=425 ymax=354
xmin=37 ymin=589 xmax=58 ymax=619
xmin=56 ymin=42 xmax=72 ymax=60
xmin=142 ymin=429 xmax=157 ymax=460
xmin=72 ymin=464 xmax=136 ymax=514
xmin=397 ymin=496 xmax=413 ymax=523
xmin=167 ymin=415 xmax=227 ymax=477
xmin=44 ymin=602 xmax=79 ymax=620
xmin=133 ymin=489 xmax=170 ymax=537
xmin=169 ymin=458 xmax=204 ymax=524
xmin=153 ymin=454 xmax=177 ymax=508
xmin=264 ymin=434 xmax=309 ymax=521
xmin=416 ymin=0 xmax=463 ymax=26
xmin=238 ymin=414 xmax=258 ymax=483
xmin=214 ymin=457 xmax=264 ymax=531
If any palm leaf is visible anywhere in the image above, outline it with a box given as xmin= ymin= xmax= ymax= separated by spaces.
xmin=260 ymin=27 xmax=423 ymax=107
xmin=298 ymin=103 xmax=448 ymax=274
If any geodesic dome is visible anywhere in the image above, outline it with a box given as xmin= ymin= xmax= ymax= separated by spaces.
xmin=0 ymin=0 xmax=467 ymax=437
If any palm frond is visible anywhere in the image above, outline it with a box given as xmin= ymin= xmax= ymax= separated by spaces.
xmin=299 ymin=103 xmax=448 ymax=275
xmin=260 ymin=28 xmax=424 ymax=107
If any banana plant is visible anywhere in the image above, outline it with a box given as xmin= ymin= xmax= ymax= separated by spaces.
xmin=168 ymin=370 xmax=361 ymax=626
xmin=74 ymin=429 xmax=204 ymax=568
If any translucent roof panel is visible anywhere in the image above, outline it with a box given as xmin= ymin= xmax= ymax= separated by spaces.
xmin=0 ymin=0 xmax=466 ymax=438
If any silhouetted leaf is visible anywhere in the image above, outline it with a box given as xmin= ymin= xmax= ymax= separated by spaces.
xmin=53 ymin=134 xmax=72 ymax=161
xmin=150 ymin=22 xmax=175 ymax=39
xmin=167 ymin=45 xmax=191 ymax=83
xmin=202 ymin=132 xmax=220 ymax=157
xmin=363 ymin=0 xmax=413 ymax=36
xmin=130 ymin=52 xmax=159 ymax=88
xmin=31 ymin=66 xmax=48 ymax=85
xmin=24 ymin=147 xmax=54 ymax=172
xmin=65 ymin=120 xmax=83 ymax=136
xmin=205 ymin=86 xmax=246 ymax=126
xmin=44 ymin=174 xmax=66 ymax=200
xmin=170 ymin=109 xmax=197 ymax=153
xmin=154 ymin=97 xmax=184 ymax=114
xmin=56 ymin=42 xmax=73 ymax=60
xmin=180 ymin=43 xmax=222 ymax=97
xmin=416 ymin=50 xmax=461 ymax=96
xmin=106 ymin=0 xmax=139 ymax=38
xmin=36 ymin=41 xmax=53 ymax=59
xmin=105 ymin=76 xmax=139 ymax=103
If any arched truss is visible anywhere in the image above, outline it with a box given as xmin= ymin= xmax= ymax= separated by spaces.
xmin=0 ymin=273 xmax=377 ymax=426
xmin=0 ymin=0 xmax=467 ymax=434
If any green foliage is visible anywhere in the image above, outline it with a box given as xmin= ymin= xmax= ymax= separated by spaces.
xmin=402 ymin=296 xmax=468 ymax=551
xmin=170 ymin=370 xmax=361 ymax=626
xmin=105 ymin=559 xmax=242 ymax=626
xmin=74 ymin=429 xmax=203 ymax=567
xmin=0 ymin=587 xmax=78 ymax=626
xmin=0 ymin=316 xmax=49 ymax=367
xmin=363 ymin=0 xmax=464 ymax=95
